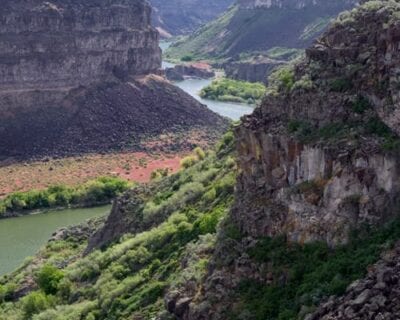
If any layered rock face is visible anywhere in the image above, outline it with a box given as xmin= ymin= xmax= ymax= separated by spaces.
xmin=150 ymin=0 xmax=234 ymax=37
xmin=0 ymin=0 xmax=161 ymax=92
xmin=233 ymin=0 xmax=400 ymax=246
xmin=0 ymin=0 xmax=227 ymax=159
xmin=222 ymin=56 xmax=286 ymax=83
xmin=166 ymin=2 xmax=400 ymax=319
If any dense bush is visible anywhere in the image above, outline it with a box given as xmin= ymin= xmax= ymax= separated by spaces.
xmin=200 ymin=78 xmax=265 ymax=105
xmin=22 ymin=292 xmax=54 ymax=320
xmin=234 ymin=218 xmax=400 ymax=320
xmin=0 ymin=176 xmax=132 ymax=215
xmin=36 ymin=265 xmax=64 ymax=295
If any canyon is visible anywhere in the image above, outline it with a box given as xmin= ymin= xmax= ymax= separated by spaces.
xmin=0 ymin=0 xmax=227 ymax=160
xmin=3 ymin=1 xmax=400 ymax=320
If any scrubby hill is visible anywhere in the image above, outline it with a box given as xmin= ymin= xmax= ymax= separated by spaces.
xmin=165 ymin=0 xmax=357 ymax=61
xmin=0 ymin=133 xmax=236 ymax=319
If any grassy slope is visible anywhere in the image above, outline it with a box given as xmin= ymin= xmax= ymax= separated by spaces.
xmin=165 ymin=5 xmax=341 ymax=62
xmin=0 ymin=132 xmax=236 ymax=320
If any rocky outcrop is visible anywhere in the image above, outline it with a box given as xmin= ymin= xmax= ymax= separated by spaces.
xmin=0 ymin=0 xmax=228 ymax=159
xmin=222 ymin=56 xmax=286 ymax=83
xmin=233 ymin=0 xmax=400 ymax=246
xmin=308 ymin=242 xmax=400 ymax=320
xmin=165 ymin=63 xmax=215 ymax=81
xmin=167 ymin=1 xmax=400 ymax=319
xmin=149 ymin=0 xmax=234 ymax=37
xmin=166 ymin=0 xmax=357 ymax=60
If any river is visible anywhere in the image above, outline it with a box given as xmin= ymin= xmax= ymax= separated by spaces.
xmin=0 ymin=44 xmax=254 ymax=276
xmin=0 ymin=206 xmax=110 ymax=275
xmin=160 ymin=41 xmax=254 ymax=121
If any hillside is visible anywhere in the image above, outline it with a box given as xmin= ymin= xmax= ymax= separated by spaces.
xmin=4 ymin=1 xmax=400 ymax=320
xmin=150 ymin=0 xmax=234 ymax=38
xmin=165 ymin=0 xmax=358 ymax=83
xmin=165 ymin=0 xmax=357 ymax=65
xmin=0 ymin=0 xmax=228 ymax=160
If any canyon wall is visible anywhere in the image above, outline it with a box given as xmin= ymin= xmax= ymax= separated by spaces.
xmin=0 ymin=0 xmax=227 ymax=159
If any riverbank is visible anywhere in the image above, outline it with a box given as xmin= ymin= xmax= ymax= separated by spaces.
xmin=0 ymin=176 xmax=131 ymax=218
xmin=0 ymin=205 xmax=110 ymax=275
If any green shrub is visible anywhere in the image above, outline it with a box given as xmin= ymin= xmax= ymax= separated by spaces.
xmin=181 ymin=156 xmax=198 ymax=169
xmin=330 ymin=78 xmax=352 ymax=92
xmin=22 ymin=291 xmax=54 ymax=320
xmin=352 ymin=96 xmax=371 ymax=114
xmin=270 ymin=66 xmax=295 ymax=91
xmin=0 ymin=176 xmax=131 ymax=215
xmin=200 ymin=78 xmax=265 ymax=104
xmin=36 ymin=264 xmax=64 ymax=295
xmin=181 ymin=55 xmax=193 ymax=62
xmin=194 ymin=147 xmax=206 ymax=160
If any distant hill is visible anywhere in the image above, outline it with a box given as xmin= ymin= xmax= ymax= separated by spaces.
xmin=165 ymin=0 xmax=358 ymax=60
xmin=149 ymin=0 xmax=234 ymax=38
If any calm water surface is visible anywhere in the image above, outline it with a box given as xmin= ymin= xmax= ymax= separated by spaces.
xmin=0 ymin=205 xmax=110 ymax=275
xmin=160 ymin=41 xmax=254 ymax=120
xmin=0 ymin=42 xmax=254 ymax=276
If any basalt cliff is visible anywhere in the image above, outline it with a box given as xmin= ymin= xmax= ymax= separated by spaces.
xmin=0 ymin=0 xmax=227 ymax=160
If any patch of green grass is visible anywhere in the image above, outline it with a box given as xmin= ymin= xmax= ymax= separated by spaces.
xmin=200 ymin=78 xmax=266 ymax=105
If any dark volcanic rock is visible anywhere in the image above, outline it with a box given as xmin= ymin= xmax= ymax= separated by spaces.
xmin=0 ymin=75 xmax=228 ymax=159
xmin=0 ymin=0 xmax=228 ymax=160
xmin=165 ymin=64 xmax=215 ymax=81
xmin=223 ymin=56 xmax=286 ymax=83
xmin=308 ymin=242 xmax=400 ymax=320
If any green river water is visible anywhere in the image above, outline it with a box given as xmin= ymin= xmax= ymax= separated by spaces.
xmin=0 ymin=205 xmax=111 ymax=275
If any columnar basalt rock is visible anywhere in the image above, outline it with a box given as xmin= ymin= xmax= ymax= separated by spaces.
xmin=233 ymin=0 xmax=400 ymax=246
xmin=166 ymin=2 xmax=400 ymax=319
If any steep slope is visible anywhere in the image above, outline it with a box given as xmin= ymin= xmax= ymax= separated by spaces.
xmin=165 ymin=0 xmax=357 ymax=60
xmin=0 ymin=0 xmax=228 ymax=160
xmin=149 ymin=0 xmax=234 ymax=38
xmin=0 ymin=135 xmax=236 ymax=320
xmin=166 ymin=1 xmax=400 ymax=319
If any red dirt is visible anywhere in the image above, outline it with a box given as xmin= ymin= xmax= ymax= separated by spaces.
xmin=0 ymin=151 xmax=184 ymax=197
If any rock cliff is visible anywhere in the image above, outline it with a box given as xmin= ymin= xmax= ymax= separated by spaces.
xmin=166 ymin=1 xmax=400 ymax=319
xmin=0 ymin=0 xmax=228 ymax=159
xmin=149 ymin=0 xmax=234 ymax=37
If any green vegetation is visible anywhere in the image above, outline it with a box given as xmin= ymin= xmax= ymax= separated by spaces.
xmin=233 ymin=217 xmax=400 ymax=320
xmin=0 ymin=177 xmax=132 ymax=216
xmin=300 ymin=17 xmax=331 ymax=40
xmin=0 ymin=130 xmax=236 ymax=320
xmin=269 ymin=65 xmax=296 ymax=91
xmin=330 ymin=78 xmax=353 ymax=92
xmin=200 ymin=78 xmax=266 ymax=105
xmin=266 ymin=47 xmax=304 ymax=61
